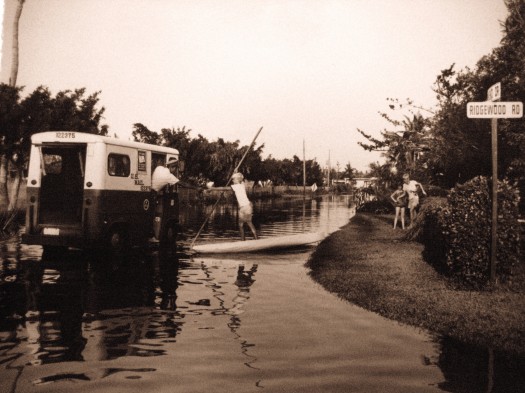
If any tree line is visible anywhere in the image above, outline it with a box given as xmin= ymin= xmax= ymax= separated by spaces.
xmin=131 ymin=123 xmax=326 ymax=186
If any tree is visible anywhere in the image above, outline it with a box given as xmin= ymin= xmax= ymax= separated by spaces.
xmin=132 ymin=123 xmax=163 ymax=145
xmin=342 ymin=163 xmax=356 ymax=181
xmin=367 ymin=161 xmax=398 ymax=192
xmin=9 ymin=0 xmax=25 ymax=86
xmin=237 ymin=143 xmax=264 ymax=183
xmin=0 ymin=0 xmax=25 ymax=218
xmin=0 ymin=85 xmax=23 ymax=213
xmin=357 ymin=100 xmax=432 ymax=184
xmin=424 ymin=65 xmax=490 ymax=187
xmin=305 ymin=159 xmax=323 ymax=186
xmin=0 ymin=85 xmax=108 ymax=219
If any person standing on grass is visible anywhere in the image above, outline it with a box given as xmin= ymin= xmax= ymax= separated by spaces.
xmin=390 ymin=184 xmax=407 ymax=229
xmin=402 ymin=173 xmax=427 ymax=227
xmin=231 ymin=172 xmax=258 ymax=241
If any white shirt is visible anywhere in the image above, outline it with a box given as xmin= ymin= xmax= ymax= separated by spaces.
xmin=231 ymin=183 xmax=250 ymax=207
xmin=403 ymin=180 xmax=419 ymax=200
xmin=152 ymin=166 xmax=179 ymax=192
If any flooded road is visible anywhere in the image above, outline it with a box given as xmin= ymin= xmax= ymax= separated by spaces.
xmin=1 ymin=195 xmax=524 ymax=392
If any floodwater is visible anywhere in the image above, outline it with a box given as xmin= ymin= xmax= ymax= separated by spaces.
xmin=1 ymin=195 xmax=524 ymax=393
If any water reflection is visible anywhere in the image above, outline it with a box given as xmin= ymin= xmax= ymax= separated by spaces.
xmin=231 ymin=264 xmax=259 ymax=370
xmin=0 ymin=242 xmax=264 ymax=388
xmin=430 ymin=336 xmax=525 ymax=393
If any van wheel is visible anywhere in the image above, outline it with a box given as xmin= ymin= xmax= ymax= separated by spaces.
xmin=109 ymin=228 xmax=129 ymax=252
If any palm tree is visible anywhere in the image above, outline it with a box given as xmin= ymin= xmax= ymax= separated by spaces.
xmin=9 ymin=0 xmax=26 ymax=86
xmin=1 ymin=0 xmax=25 ymax=220
xmin=383 ymin=113 xmax=431 ymax=174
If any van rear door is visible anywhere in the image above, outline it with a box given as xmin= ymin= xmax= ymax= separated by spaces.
xmin=38 ymin=144 xmax=86 ymax=225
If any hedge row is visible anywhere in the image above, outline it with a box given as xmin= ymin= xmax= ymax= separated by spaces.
xmin=415 ymin=176 xmax=521 ymax=288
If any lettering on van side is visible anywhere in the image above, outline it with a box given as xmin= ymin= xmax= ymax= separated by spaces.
xmin=131 ymin=172 xmax=145 ymax=186
xmin=55 ymin=132 xmax=76 ymax=138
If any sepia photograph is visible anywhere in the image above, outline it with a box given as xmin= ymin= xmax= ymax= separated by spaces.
xmin=0 ymin=1 xmax=524 ymax=392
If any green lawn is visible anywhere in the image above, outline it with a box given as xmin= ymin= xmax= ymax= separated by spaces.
xmin=306 ymin=213 xmax=525 ymax=354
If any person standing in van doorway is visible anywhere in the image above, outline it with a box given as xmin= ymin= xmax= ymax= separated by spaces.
xmin=151 ymin=157 xmax=198 ymax=241
xmin=231 ymin=173 xmax=258 ymax=241
xmin=152 ymin=157 xmax=181 ymax=192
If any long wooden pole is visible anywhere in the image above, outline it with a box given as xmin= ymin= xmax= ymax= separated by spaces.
xmin=190 ymin=127 xmax=263 ymax=248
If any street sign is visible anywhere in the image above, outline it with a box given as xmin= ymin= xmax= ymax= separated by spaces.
xmin=487 ymin=82 xmax=501 ymax=102
xmin=467 ymin=101 xmax=523 ymax=118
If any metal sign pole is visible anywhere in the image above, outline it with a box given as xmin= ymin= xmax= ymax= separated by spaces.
xmin=488 ymin=83 xmax=500 ymax=286
xmin=468 ymin=83 xmax=522 ymax=285
xmin=490 ymin=116 xmax=497 ymax=285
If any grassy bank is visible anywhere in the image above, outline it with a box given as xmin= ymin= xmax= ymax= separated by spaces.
xmin=306 ymin=213 xmax=525 ymax=354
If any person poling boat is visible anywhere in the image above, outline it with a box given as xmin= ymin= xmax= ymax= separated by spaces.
xmin=189 ymin=126 xmax=263 ymax=250
xmin=231 ymin=172 xmax=258 ymax=241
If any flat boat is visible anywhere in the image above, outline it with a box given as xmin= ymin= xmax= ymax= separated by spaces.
xmin=191 ymin=231 xmax=326 ymax=254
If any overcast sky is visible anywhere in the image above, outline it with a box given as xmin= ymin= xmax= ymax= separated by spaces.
xmin=1 ymin=0 xmax=507 ymax=172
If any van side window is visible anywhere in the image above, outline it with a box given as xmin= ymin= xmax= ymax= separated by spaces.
xmin=138 ymin=150 xmax=147 ymax=172
xmin=108 ymin=154 xmax=130 ymax=177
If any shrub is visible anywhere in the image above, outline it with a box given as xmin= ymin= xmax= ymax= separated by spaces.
xmin=436 ymin=176 xmax=520 ymax=288
xmin=404 ymin=197 xmax=448 ymax=265
xmin=425 ymin=185 xmax=449 ymax=198
xmin=357 ymin=198 xmax=392 ymax=214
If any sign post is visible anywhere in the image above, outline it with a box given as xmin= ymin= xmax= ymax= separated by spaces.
xmin=467 ymin=83 xmax=523 ymax=285
xmin=490 ymin=100 xmax=498 ymax=285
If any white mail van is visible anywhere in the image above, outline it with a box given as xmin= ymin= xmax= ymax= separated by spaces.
xmin=22 ymin=131 xmax=181 ymax=254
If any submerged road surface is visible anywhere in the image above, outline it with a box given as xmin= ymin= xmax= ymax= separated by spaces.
xmin=1 ymin=249 xmax=445 ymax=393
xmin=1 ymin=196 xmax=522 ymax=392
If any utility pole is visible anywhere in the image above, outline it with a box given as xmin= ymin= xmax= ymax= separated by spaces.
xmin=327 ymin=150 xmax=331 ymax=192
xmin=303 ymin=139 xmax=306 ymax=196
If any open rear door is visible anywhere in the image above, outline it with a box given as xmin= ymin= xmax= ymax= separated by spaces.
xmin=38 ymin=144 xmax=86 ymax=225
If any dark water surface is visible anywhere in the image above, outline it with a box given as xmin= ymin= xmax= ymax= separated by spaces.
xmin=1 ymin=195 xmax=524 ymax=393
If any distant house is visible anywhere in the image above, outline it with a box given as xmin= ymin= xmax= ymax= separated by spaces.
xmin=331 ymin=177 xmax=352 ymax=185
xmin=354 ymin=177 xmax=378 ymax=189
